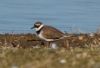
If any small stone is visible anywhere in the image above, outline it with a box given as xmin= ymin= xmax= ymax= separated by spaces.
xmin=60 ymin=59 xmax=66 ymax=64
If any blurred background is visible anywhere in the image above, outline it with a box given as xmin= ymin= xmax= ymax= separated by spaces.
xmin=0 ymin=0 xmax=100 ymax=33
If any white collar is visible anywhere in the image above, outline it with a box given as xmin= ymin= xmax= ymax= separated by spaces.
xmin=35 ymin=24 xmax=44 ymax=31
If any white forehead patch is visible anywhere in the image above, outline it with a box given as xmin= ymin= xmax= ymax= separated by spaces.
xmin=35 ymin=24 xmax=44 ymax=31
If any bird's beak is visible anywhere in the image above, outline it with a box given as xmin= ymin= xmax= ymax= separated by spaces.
xmin=31 ymin=26 xmax=34 ymax=29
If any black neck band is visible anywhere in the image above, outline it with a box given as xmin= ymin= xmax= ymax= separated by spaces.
xmin=36 ymin=27 xmax=43 ymax=34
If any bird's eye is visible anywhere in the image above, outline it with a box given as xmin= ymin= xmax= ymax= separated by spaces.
xmin=34 ymin=25 xmax=39 ymax=28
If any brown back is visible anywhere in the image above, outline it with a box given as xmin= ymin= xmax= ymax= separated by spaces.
xmin=42 ymin=25 xmax=64 ymax=39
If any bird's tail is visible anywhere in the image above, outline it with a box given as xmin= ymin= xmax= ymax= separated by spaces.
xmin=59 ymin=35 xmax=70 ymax=40
xmin=55 ymin=35 xmax=70 ymax=41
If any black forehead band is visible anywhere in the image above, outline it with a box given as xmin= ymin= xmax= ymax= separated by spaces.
xmin=34 ymin=23 xmax=40 ymax=26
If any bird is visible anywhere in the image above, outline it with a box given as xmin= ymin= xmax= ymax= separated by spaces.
xmin=31 ymin=21 xmax=66 ymax=48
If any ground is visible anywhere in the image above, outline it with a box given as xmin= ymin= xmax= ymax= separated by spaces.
xmin=0 ymin=33 xmax=100 ymax=68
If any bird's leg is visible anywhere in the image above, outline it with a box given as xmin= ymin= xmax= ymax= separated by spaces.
xmin=43 ymin=41 xmax=50 ymax=48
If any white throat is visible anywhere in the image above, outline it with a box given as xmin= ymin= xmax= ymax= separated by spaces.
xmin=35 ymin=24 xmax=44 ymax=31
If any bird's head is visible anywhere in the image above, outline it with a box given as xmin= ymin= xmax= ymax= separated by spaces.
xmin=31 ymin=21 xmax=44 ymax=31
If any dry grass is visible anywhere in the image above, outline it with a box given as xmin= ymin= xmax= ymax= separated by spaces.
xmin=0 ymin=33 xmax=100 ymax=68
xmin=0 ymin=47 xmax=100 ymax=68
xmin=0 ymin=33 xmax=100 ymax=48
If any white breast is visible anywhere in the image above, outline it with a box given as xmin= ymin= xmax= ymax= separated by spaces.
xmin=38 ymin=31 xmax=54 ymax=41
